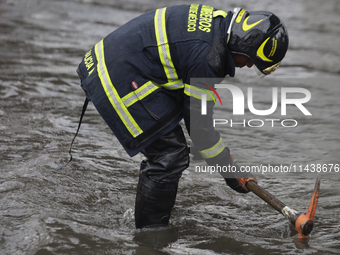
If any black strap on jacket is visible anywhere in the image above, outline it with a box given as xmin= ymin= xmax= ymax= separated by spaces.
xmin=56 ymin=97 xmax=89 ymax=170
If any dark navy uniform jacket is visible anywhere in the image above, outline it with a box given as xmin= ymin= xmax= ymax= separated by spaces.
xmin=77 ymin=4 xmax=236 ymax=166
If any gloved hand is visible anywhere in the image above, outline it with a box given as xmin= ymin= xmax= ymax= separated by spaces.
xmin=223 ymin=155 xmax=257 ymax=193
xmin=224 ymin=163 xmax=257 ymax=193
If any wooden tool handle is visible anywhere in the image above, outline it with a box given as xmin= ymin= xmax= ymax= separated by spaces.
xmin=246 ymin=181 xmax=286 ymax=214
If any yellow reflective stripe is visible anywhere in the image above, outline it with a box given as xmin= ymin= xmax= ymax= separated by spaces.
xmin=122 ymin=81 xmax=159 ymax=107
xmin=154 ymin=8 xmax=179 ymax=82
xmin=184 ymin=84 xmax=216 ymax=101
xmin=213 ymin=10 xmax=228 ymax=18
xmin=199 ymin=137 xmax=225 ymax=159
xmin=257 ymin=37 xmax=273 ymax=62
xmin=236 ymin=9 xmax=246 ymax=23
xmin=160 ymin=80 xmax=184 ymax=90
xmin=94 ymin=40 xmax=143 ymax=137
xmin=242 ymin=17 xmax=263 ymax=31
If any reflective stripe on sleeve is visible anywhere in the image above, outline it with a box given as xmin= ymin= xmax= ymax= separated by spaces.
xmin=184 ymin=84 xmax=216 ymax=101
xmin=160 ymin=80 xmax=185 ymax=90
xmin=199 ymin=136 xmax=225 ymax=159
xmin=94 ymin=40 xmax=143 ymax=138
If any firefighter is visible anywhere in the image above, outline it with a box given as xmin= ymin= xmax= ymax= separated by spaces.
xmin=76 ymin=5 xmax=289 ymax=228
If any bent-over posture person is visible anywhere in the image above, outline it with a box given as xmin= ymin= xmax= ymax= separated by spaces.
xmin=76 ymin=4 xmax=289 ymax=228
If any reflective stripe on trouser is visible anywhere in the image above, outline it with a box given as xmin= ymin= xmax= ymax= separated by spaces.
xmin=94 ymin=39 xmax=143 ymax=138
xmin=199 ymin=136 xmax=225 ymax=159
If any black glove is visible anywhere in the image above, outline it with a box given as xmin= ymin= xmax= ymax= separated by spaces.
xmin=224 ymin=163 xmax=257 ymax=193
xmin=207 ymin=153 xmax=258 ymax=194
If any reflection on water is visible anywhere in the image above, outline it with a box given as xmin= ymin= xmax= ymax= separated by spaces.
xmin=0 ymin=0 xmax=339 ymax=254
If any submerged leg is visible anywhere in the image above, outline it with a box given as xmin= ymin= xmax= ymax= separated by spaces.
xmin=135 ymin=125 xmax=189 ymax=228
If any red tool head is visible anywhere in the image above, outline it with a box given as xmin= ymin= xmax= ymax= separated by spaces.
xmin=295 ymin=175 xmax=321 ymax=238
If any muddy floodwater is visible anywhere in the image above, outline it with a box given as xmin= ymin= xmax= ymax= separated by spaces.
xmin=0 ymin=0 xmax=340 ymax=254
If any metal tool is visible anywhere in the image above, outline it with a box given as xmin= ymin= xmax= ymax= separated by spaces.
xmin=246 ymin=174 xmax=320 ymax=238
